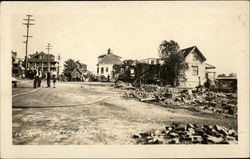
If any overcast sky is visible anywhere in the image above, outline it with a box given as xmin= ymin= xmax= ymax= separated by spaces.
xmin=7 ymin=1 xmax=249 ymax=74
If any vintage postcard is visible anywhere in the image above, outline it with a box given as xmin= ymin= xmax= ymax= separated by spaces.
xmin=1 ymin=1 xmax=249 ymax=158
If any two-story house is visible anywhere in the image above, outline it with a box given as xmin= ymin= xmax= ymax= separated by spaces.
xmin=179 ymin=46 xmax=216 ymax=87
xmin=97 ymin=48 xmax=122 ymax=79
xmin=28 ymin=51 xmax=58 ymax=72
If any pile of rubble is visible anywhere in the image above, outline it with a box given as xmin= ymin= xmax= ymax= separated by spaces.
xmin=112 ymin=80 xmax=135 ymax=90
xmin=113 ymin=81 xmax=237 ymax=116
xmin=133 ymin=122 xmax=238 ymax=144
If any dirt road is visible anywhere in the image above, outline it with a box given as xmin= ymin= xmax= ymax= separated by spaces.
xmin=12 ymin=81 xmax=237 ymax=144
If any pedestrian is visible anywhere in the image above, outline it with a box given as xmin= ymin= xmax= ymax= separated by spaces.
xmin=52 ymin=71 xmax=57 ymax=88
xmin=46 ymin=70 xmax=51 ymax=88
xmin=33 ymin=67 xmax=39 ymax=88
xmin=38 ymin=68 xmax=42 ymax=87
xmin=107 ymin=74 xmax=110 ymax=82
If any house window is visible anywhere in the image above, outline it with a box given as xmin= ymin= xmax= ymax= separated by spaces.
xmin=151 ymin=60 xmax=154 ymax=64
xmin=193 ymin=52 xmax=198 ymax=61
xmin=192 ymin=66 xmax=198 ymax=76
xmin=101 ymin=67 xmax=104 ymax=74
xmin=106 ymin=67 xmax=109 ymax=72
xmin=156 ymin=59 xmax=160 ymax=64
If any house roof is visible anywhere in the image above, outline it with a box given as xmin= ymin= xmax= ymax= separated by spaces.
xmin=98 ymin=49 xmax=122 ymax=65
xmin=216 ymin=76 xmax=237 ymax=80
xmin=180 ymin=46 xmax=206 ymax=61
xmin=28 ymin=51 xmax=58 ymax=63
xmin=205 ymin=63 xmax=216 ymax=69
xmin=98 ymin=54 xmax=106 ymax=58
xmin=98 ymin=53 xmax=123 ymax=65
xmin=139 ymin=58 xmax=163 ymax=61
xmin=98 ymin=52 xmax=121 ymax=59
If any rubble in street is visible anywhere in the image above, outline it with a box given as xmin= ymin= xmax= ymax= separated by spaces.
xmin=112 ymin=80 xmax=237 ymax=116
xmin=133 ymin=122 xmax=238 ymax=144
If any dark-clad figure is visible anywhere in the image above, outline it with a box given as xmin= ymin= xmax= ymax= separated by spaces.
xmin=33 ymin=67 xmax=39 ymax=88
xmin=52 ymin=71 xmax=56 ymax=88
xmin=46 ymin=70 xmax=51 ymax=88
xmin=38 ymin=68 xmax=42 ymax=87
xmin=107 ymin=74 xmax=110 ymax=82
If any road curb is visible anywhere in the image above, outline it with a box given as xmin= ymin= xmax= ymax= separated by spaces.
xmin=13 ymin=96 xmax=112 ymax=108
xmin=12 ymin=88 xmax=40 ymax=98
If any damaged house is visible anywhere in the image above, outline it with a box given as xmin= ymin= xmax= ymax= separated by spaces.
xmin=116 ymin=46 xmax=216 ymax=88
xmin=179 ymin=46 xmax=216 ymax=87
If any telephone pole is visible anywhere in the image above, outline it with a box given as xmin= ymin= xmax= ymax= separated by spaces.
xmin=57 ymin=54 xmax=61 ymax=78
xmin=23 ymin=15 xmax=35 ymax=72
xmin=46 ymin=43 xmax=52 ymax=71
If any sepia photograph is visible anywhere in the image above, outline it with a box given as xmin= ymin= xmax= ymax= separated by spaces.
xmin=1 ymin=1 xmax=249 ymax=158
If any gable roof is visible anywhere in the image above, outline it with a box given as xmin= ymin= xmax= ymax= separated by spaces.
xmin=71 ymin=68 xmax=84 ymax=75
xmin=205 ymin=63 xmax=216 ymax=69
xmin=28 ymin=51 xmax=57 ymax=62
xmin=98 ymin=53 xmax=121 ymax=59
xmin=180 ymin=46 xmax=206 ymax=61
xmin=98 ymin=53 xmax=123 ymax=65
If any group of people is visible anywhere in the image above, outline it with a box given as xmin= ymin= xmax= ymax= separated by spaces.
xmin=33 ymin=67 xmax=57 ymax=88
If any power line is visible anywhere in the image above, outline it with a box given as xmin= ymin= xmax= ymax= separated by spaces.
xmin=46 ymin=43 xmax=52 ymax=71
xmin=23 ymin=14 xmax=35 ymax=72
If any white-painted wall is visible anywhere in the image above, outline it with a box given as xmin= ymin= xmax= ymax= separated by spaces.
xmin=182 ymin=50 xmax=207 ymax=88
xmin=97 ymin=64 xmax=114 ymax=78
xmin=139 ymin=58 xmax=164 ymax=65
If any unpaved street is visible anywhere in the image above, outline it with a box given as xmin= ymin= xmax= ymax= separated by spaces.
xmin=12 ymin=81 xmax=237 ymax=144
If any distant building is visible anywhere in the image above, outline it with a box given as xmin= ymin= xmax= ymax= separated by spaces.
xmin=139 ymin=58 xmax=164 ymax=65
xmin=71 ymin=61 xmax=88 ymax=81
xmin=12 ymin=51 xmax=24 ymax=77
xmin=97 ymin=48 xmax=122 ymax=79
xmin=27 ymin=51 xmax=58 ymax=72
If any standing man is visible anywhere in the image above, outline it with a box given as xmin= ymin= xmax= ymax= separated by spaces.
xmin=52 ymin=71 xmax=57 ymax=88
xmin=46 ymin=70 xmax=51 ymax=88
xmin=33 ymin=67 xmax=39 ymax=88
xmin=38 ymin=68 xmax=42 ymax=87
xmin=107 ymin=74 xmax=110 ymax=82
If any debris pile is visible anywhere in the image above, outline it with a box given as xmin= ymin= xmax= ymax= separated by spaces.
xmin=112 ymin=80 xmax=135 ymax=90
xmin=113 ymin=81 xmax=237 ymax=116
xmin=133 ymin=122 xmax=238 ymax=144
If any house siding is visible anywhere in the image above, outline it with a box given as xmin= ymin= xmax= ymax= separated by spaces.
xmin=97 ymin=64 xmax=114 ymax=78
xmin=182 ymin=49 xmax=206 ymax=88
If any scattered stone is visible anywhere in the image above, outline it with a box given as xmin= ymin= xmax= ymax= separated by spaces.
xmin=133 ymin=123 xmax=238 ymax=145
xmin=206 ymin=135 xmax=223 ymax=143
xmin=228 ymin=129 xmax=238 ymax=137
xmin=169 ymin=132 xmax=179 ymax=138
xmin=115 ymin=81 xmax=238 ymax=116
xmin=169 ymin=138 xmax=180 ymax=144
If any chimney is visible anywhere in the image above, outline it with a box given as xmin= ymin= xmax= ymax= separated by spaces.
xmin=107 ymin=48 xmax=111 ymax=54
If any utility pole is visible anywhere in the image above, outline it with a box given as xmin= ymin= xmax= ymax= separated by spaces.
xmin=23 ymin=15 xmax=35 ymax=73
xmin=46 ymin=43 xmax=52 ymax=71
xmin=57 ymin=54 xmax=61 ymax=78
